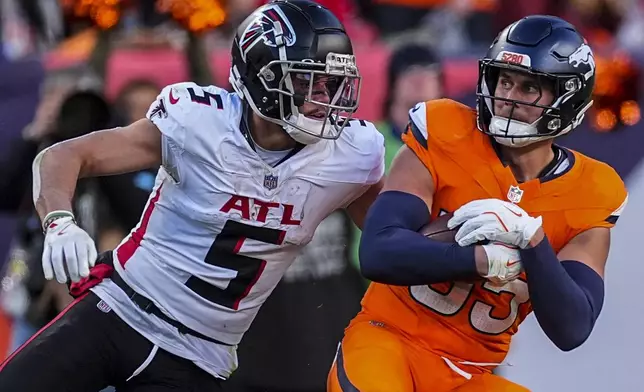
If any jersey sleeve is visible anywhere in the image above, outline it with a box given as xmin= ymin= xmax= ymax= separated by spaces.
xmin=566 ymin=162 xmax=628 ymax=233
xmin=338 ymin=119 xmax=386 ymax=208
xmin=581 ymin=183 xmax=628 ymax=230
xmin=146 ymin=83 xmax=194 ymax=182
xmin=401 ymin=101 xmax=440 ymax=187
xmin=146 ymin=83 xmax=194 ymax=149
xmin=337 ymin=118 xmax=386 ymax=185
xmin=603 ymin=192 xmax=629 ymax=227
xmin=401 ymin=99 xmax=479 ymax=193
xmin=364 ymin=123 xmax=386 ymax=186
xmin=146 ymin=82 xmax=235 ymax=184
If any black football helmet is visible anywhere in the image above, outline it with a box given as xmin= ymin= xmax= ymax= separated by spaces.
xmin=477 ymin=15 xmax=596 ymax=147
xmin=229 ymin=0 xmax=361 ymax=145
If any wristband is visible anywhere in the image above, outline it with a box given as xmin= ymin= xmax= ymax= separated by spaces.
xmin=42 ymin=210 xmax=76 ymax=232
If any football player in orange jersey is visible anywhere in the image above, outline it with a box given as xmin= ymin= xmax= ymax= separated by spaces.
xmin=327 ymin=15 xmax=629 ymax=392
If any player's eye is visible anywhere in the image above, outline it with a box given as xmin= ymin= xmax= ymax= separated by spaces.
xmin=294 ymin=73 xmax=312 ymax=81
xmin=323 ymin=76 xmax=341 ymax=94
xmin=291 ymin=75 xmax=310 ymax=91
xmin=523 ymin=84 xmax=540 ymax=94
xmin=499 ymin=79 xmax=512 ymax=90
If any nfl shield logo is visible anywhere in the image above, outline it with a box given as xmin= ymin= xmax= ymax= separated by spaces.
xmin=96 ymin=300 xmax=112 ymax=313
xmin=507 ymin=185 xmax=524 ymax=204
xmin=264 ymin=174 xmax=278 ymax=190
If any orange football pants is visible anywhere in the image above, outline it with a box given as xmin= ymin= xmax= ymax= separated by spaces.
xmin=327 ymin=319 xmax=529 ymax=392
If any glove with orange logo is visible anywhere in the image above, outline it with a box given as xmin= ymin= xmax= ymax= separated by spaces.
xmin=448 ymin=199 xmax=542 ymax=249
xmin=481 ymin=242 xmax=523 ymax=285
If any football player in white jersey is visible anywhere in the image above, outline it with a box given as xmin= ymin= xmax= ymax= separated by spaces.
xmin=0 ymin=1 xmax=385 ymax=391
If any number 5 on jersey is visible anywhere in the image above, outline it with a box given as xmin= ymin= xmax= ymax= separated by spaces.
xmin=186 ymin=220 xmax=285 ymax=310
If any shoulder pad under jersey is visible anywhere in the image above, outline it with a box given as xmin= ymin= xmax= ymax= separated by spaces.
xmin=406 ymin=98 xmax=477 ymax=150
xmin=565 ymin=154 xmax=628 ymax=231
xmin=334 ymin=118 xmax=386 ymax=185
xmin=146 ymin=81 xmax=242 ymax=154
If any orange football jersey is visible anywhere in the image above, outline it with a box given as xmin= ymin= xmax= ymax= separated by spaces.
xmin=357 ymin=98 xmax=628 ymax=370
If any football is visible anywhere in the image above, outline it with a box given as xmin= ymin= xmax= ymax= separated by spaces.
xmin=420 ymin=212 xmax=457 ymax=242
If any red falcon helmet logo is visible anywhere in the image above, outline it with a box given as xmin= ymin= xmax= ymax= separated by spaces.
xmin=240 ymin=5 xmax=297 ymax=60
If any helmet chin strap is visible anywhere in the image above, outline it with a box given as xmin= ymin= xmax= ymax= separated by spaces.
xmin=283 ymin=113 xmax=325 ymax=144
xmin=490 ymin=116 xmax=552 ymax=148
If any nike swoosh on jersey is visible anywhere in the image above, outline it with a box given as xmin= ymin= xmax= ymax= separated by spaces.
xmin=169 ymin=90 xmax=180 ymax=104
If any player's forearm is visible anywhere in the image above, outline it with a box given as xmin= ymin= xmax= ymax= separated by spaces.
xmin=520 ymin=237 xmax=604 ymax=351
xmin=32 ymin=143 xmax=83 ymax=221
xmin=359 ymin=191 xmax=480 ymax=285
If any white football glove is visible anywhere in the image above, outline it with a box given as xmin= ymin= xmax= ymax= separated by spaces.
xmin=43 ymin=216 xmax=97 ymax=283
xmin=447 ymin=199 xmax=542 ymax=249
xmin=481 ymin=242 xmax=523 ymax=285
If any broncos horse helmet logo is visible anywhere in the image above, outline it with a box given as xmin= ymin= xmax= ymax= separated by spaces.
xmin=568 ymin=43 xmax=595 ymax=81
xmin=240 ymin=5 xmax=297 ymax=61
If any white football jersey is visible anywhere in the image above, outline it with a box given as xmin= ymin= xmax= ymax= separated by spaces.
xmin=91 ymin=82 xmax=384 ymax=378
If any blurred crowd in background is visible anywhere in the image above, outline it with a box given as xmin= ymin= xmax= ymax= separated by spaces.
xmin=0 ymin=0 xmax=643 ymax=391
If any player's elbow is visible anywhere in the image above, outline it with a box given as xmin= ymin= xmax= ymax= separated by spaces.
xmin=359 ymin=257 xmax=389 ymax=283
xmin=547 ymin=322 xmax=593 ymax=352
xmin=358 ymin=228 xmax=396 ymax=282
xmin=358 ymin=237 xmax=383 ymax=281
xmin=359 ymin=260 xmax=385 ymax=282
xmin=552 ymin=331 xmax=590 ymax=352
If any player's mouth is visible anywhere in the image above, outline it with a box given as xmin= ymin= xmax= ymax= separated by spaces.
xmin=508 ymin=114 xmax=532 ymax=123
xmin=304 ymin=110 xmax=327 ymax=120
xmin=495 ymin=106 xmax=534 ymax=124
xmin=496 ymin=111 xmax=532 ymax=124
